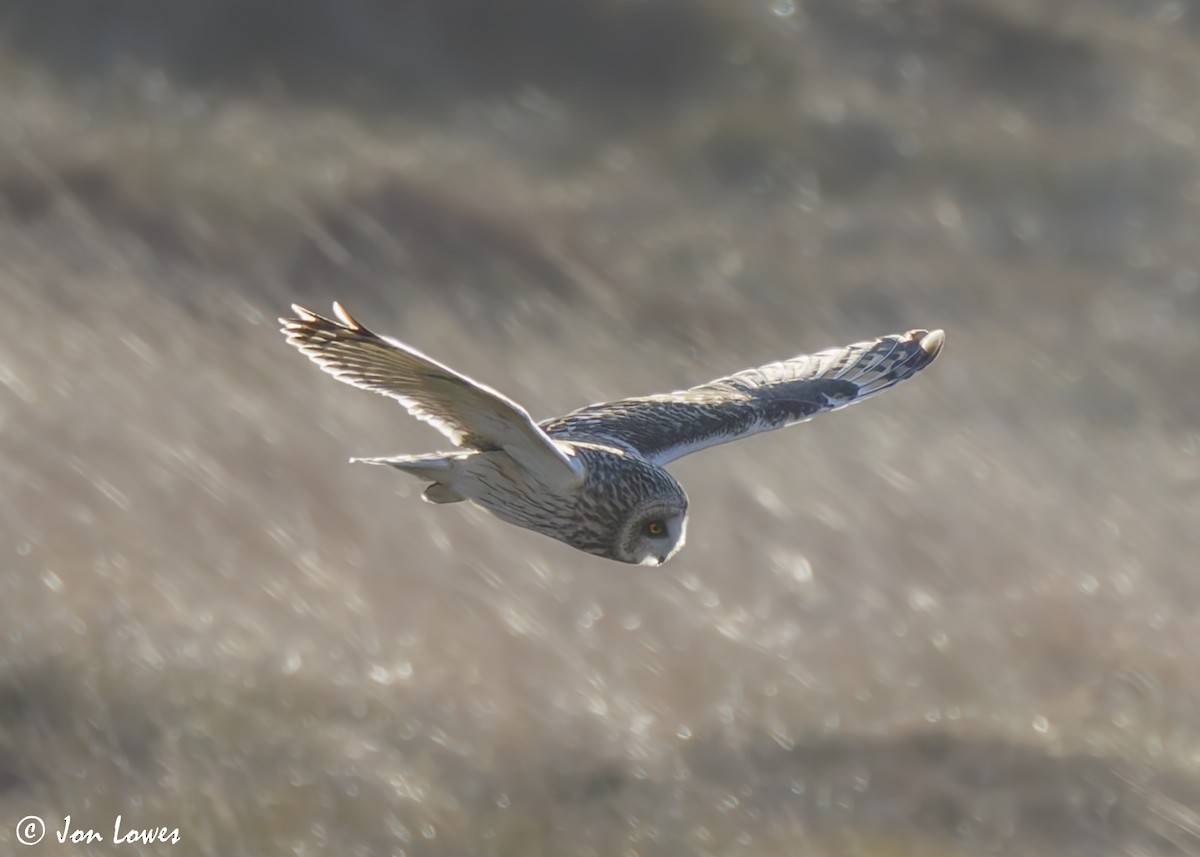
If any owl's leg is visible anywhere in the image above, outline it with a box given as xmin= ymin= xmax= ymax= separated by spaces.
xmin=421 ymin=483 xmax=466 ymax=504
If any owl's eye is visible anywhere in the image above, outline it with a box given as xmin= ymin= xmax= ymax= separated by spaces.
xmin=645 ymin=520 xmax=666 ymax=537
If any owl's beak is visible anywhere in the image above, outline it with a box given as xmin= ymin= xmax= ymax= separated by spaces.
xmin=640 ymin=547 xmax=680 ymax=566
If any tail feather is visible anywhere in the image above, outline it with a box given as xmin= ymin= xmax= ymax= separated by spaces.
xmin=350 ymin=453 xmax=452 ymax=473
xmin=351 ymin=453 xmax=468 ymax=503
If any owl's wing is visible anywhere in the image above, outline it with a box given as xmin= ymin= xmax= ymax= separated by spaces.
xmin=281 ymin=303 xmax=584 ymax=491
xmin=542 ymin=329 xmax=944 ymax=465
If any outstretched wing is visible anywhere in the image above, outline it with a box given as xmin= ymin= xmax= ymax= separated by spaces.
xmin=280 ymin=303 xmax=584 ymax=490
xmin=542 ymin=329 xmax=944 ymax=465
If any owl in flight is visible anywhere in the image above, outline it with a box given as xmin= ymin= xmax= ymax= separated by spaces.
xmin=281 ymin=303 xmax=943 ymax=565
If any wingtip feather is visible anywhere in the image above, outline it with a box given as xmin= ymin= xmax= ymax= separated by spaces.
xmin=332 ymin=301 xmax=361 ymax=330
xmin=918 ymin=328 xmax=945 ymax=359
xmin=279 ymin=302 xmax=369 ymax=343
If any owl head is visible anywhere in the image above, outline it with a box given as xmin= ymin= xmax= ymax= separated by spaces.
xmin=615 ymin=499 xmax=688 ymax=566
xmin=571 ymin=447 xmax=688 ymax=566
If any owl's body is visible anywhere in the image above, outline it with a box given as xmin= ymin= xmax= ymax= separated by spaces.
xmin=358 ymin=441 xmax=689 ymax=563
xmin=281 ymin=303 xmax=943 ymax=564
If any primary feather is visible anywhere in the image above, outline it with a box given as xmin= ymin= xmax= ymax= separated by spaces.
xmin=541 ymin=329 xmax=944 ymax=465
xmin=280 ymin=303 xmax=583 ymax=491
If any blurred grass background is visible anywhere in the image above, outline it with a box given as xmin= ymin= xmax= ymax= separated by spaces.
xmin=1 ymin=0 xmax=1199 ymax=854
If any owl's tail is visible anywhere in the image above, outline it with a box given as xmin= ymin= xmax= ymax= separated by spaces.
xmin=351 ymin=453 xmax=468 ymax=504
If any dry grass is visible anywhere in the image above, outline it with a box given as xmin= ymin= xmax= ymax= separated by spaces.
xmin=1 ymin=1 xmax=1199 ymax=854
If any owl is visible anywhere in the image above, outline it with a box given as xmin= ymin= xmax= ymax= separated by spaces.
xmin=281 ymin=303 xmax=943 ymax=565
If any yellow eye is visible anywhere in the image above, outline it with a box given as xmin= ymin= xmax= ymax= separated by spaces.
xmin=646 ymin=521 xmax=665 ymax=537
